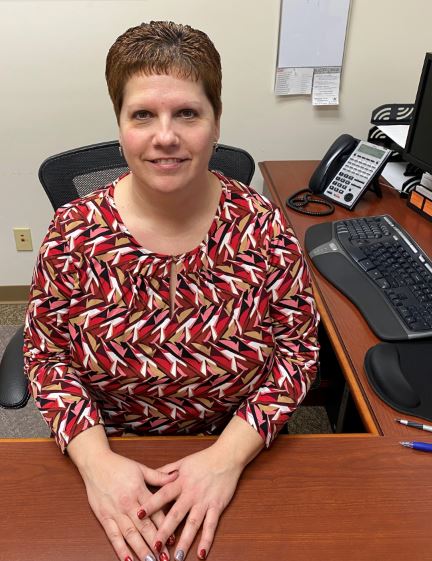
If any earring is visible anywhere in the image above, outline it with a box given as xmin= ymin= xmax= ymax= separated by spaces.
xmin=119 ymin=145 xmax=123 ymax=157
xmin=213 ymin=142 xmax=219 ymax=153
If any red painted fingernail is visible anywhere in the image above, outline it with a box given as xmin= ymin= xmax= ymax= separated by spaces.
xmin=125 ymin=557 xmax=133 ymax=561
xmin=155 ymin=541 xmax=163 ymax=553
xmin=199 ymin=549 xmax=207 ymax=560
xmin=167 ymin=534 xmax=176 ymax=546
xmin=159 ymin=553 xmax=169 ymax=561
xmin=137 ymin=508 xmax=147 ymax=519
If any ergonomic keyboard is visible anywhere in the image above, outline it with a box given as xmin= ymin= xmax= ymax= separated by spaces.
xmin=305 ymin=215 xmax=432 ymax=341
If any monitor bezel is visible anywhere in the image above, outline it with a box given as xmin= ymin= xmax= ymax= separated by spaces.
xmin=403 ymin=52 xmax=432 ymax=174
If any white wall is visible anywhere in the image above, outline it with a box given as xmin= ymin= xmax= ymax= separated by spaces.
xmin=1 ymin=0 xmax=431 ymax=286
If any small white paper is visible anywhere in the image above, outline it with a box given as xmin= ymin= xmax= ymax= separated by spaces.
xmin=312 ymin=67 xmax=341 ymax=105
xmin=421 ymin=172 xmax=432 ymax=191
xmin=275 ymin=67 xmax=314 ymax=95
xmin=376 ymin=125 xmax=409 ymax=149
xmin=381 ymin=162 xmax=410 ymax=192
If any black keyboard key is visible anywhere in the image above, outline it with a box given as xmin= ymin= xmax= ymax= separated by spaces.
xmin=358 ymin=259 xmax=375 ymax=272
xmin=348 ymin=246 xmax=366 ymax=262
xmin=368 ymin=269 xmax=383 ymax=281
xmin=376 ymin=278 xmax=390 ymax=289
xmin=410 ymin=321 xmax=429 ymax=331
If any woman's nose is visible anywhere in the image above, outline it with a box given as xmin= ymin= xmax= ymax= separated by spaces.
xmin=153 ymin=118 xmax=179 ymax=147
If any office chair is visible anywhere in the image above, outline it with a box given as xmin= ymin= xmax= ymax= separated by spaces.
xmin=0 ymin=141 xmax=255 ymax=409
xmin=38 ymin=141 xmax=255 ymax=210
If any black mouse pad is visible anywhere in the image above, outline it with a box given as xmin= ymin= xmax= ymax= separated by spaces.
xmin=364 ymin=341 xmax=432 ymax=422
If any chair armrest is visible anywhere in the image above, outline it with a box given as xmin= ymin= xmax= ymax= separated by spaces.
xmin=0 ymin=326 xmax=30 ymax=409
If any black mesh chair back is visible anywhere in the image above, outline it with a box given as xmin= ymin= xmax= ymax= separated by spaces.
xmin=210 ymin=144 xmax=255 ymax=186
xmin=39 ymin=141 xmax=255 ymax=211
xmin=39 ymin=142 xmax=129 ymax=210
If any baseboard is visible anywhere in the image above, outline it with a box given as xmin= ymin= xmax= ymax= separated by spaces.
xmin=0 ymin=286 xmax=30 ymax=303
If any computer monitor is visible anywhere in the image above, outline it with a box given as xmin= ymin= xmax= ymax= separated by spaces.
xmin=404 ymin=52 xmax=432 ymax=174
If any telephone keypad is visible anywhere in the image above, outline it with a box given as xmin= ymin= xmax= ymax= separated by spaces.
xmin=323 ymin=140 xmax=390 ymax=209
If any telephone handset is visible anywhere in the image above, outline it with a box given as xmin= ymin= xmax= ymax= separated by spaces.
xmin=286 ymin=134 xmax=391 ymax=215
xmin=309 ymin=134 xmax=391 ymax=209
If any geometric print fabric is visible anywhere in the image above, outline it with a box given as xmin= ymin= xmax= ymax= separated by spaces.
xmin=23 ymin=172 xmax=319 ymax=452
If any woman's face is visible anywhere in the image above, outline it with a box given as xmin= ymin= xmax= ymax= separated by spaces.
xmin=118 ymin=72 xmax=220 ymax=196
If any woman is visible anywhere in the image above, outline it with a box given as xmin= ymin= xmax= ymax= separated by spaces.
xmin=24 ymin=21 xmax=319 ymax=561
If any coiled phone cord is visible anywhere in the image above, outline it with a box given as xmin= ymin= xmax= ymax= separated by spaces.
xmin=286 ymin=189 xmax=335 ymax=216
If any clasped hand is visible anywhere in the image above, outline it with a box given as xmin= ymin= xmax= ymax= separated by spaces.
xmin=137 ymin=444 xmax=243 ymax=561
xmin=80 ymin=445 xmax=243 ymax=561
xmin=79 ymin=449 xmax=178 ymax=561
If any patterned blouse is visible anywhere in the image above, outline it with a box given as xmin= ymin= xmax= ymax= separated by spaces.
xmin=23 ymin=172 xmax=319 ymax=453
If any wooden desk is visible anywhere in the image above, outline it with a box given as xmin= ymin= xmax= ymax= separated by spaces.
xmin=259 ymin=160 xmax=432 ymax=437
xmin=1 ymin=435 xmax=432 ymax=561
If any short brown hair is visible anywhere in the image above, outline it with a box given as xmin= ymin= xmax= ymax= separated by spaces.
xmin=106 ymin=21 xmax=222 ymax=123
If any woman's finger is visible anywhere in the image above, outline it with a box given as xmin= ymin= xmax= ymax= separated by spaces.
xmin=138 ymin=481 xmax=180 ymax=519
xmin=139 ymin=464 xmax=179 ymax=487
xmin=118 ymin=512 xmax=157 ymax=561
xmin=156 ymin=460 xmax=181 ymax=474
xmin=144 ymin=507 xmax=165 ymax=530
xmin=99 ymin=515 xmax=136 ymax=561
xmin=171 ymin=505 xmax=206 ymax=561
xmin=136 ymin=503 xmax=176 ymax=546
xmin=152 ymin=499 xmax=190 ymax=558
xmin=196 ymin=506 xmax=221 ymax=560
xmin=149 ymin=509 xmax=177 ymax=550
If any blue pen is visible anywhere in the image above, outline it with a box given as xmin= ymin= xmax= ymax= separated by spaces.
xmin=400 ymin=441 xmax=432 ymax=453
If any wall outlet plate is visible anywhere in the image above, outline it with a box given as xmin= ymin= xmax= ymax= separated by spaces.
xmin=13 ymin=228 xmax=33 ymax=251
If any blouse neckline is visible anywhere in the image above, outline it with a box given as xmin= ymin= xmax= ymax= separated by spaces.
xmin=106 ymin=170 xmax=228 ymax=261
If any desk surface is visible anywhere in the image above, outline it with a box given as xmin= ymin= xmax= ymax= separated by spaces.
xmin=2 ymin=435 xmax=432 ymax=561
xmin=259 ymin=160 xmax=432 ymax=438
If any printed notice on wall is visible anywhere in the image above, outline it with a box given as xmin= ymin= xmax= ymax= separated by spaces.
xmin=275 ymin=67 xmax=314 ymax=95
xmin=312 ymin=67 xmax=341 ymax=105
xmin=275 ymin=0 xmax=350 ymax=101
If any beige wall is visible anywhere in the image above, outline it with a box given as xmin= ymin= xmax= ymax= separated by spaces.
xmin=1 ymin=0 xmax=431 ymax=286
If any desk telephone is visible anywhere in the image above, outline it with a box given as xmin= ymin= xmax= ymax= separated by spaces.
xmin=287 ymin=134 xmax=391 ymax=214
xmin=310 ymin=134 xmax=391 ymax=208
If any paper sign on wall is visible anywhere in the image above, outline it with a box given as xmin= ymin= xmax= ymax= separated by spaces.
xmin=312 ymin=67 xmax=341 ymax=105
xmin=275 ymin=67 xmax=314 ymax=95
xmin=275 ymin=0 xmax=350 ymax=105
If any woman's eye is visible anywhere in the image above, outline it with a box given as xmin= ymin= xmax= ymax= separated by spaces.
xmin=178 ymin=109 xmax=197 ymax=119
xmin=133 ymin=110 xmax=152 ymax=120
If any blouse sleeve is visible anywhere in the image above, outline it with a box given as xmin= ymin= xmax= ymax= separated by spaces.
xmin=235 ymin=207 xmax=319 ymax=447
xmin=23 ymin=210 xmax=104 ymax=453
